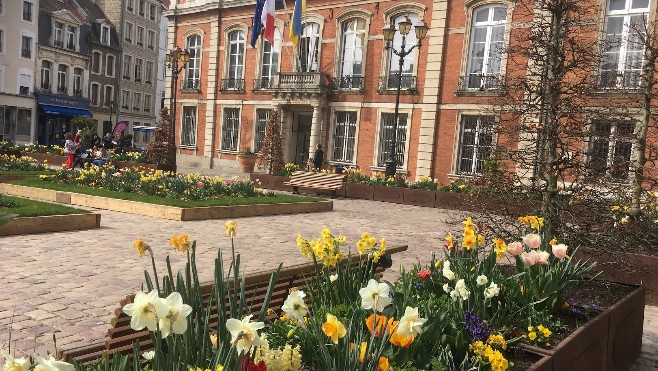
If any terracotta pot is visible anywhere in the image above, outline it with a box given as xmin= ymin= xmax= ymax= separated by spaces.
xmin=373 ymin=185 xmax=404 ymax=204
xmin=237 ymin=155 xmax=258 ymax=173
xmin=344 ymin=183 xmax=374 ymax=200
xmin=403 ymin=188 xmax=436 ymax=207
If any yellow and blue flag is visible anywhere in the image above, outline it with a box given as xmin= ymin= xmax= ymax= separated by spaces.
xmin=289 ymin=0 xmax=305 ymax=48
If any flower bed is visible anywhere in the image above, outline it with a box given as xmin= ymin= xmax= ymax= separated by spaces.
xmin=0 ymin=154 xmax=49 ymax=172
xmin=6 ymin=215 xmax=641 ymax=371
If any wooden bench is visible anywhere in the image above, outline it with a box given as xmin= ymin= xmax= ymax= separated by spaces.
xmin=283 ymin=171 xmax=345 ymax=198
xmin=57 ymin=245 xmax=408 ymax=364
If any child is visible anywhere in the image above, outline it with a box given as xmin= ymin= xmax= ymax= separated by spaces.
xmin=63 ymin=132 xmax=76 ymax=168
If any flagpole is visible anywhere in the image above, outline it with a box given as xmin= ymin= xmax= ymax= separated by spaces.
xmin=280 ymin=0 xmax=297 ymax=70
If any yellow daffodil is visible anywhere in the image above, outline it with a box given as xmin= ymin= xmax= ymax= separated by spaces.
xmin=322 ymin=313 xmax=347 ymax=344
xmin=133 ymin=238 xmax=151 ymax=258
xmin=225 ymin=220 xmax=237 ymax=237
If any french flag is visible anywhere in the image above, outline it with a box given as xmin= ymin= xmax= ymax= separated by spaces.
xmin=261 ymin=0 xmax=276 ymax=45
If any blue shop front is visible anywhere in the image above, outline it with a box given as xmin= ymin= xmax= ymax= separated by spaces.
xmin=36 ymin=93 xmax=92 ymax=146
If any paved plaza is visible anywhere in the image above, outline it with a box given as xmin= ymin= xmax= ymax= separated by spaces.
xmin=0 ymin=197 xmax=656 ymax=369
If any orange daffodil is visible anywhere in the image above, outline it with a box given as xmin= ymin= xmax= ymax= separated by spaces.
xmin=169 ymin=234 xmax=192 ymax=253
xmin=133 ymin=238 xmax=152 ymax=257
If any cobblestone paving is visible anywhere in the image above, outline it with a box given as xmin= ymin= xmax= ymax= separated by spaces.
xmin=0 ymin=196 xmax=655 ymax=369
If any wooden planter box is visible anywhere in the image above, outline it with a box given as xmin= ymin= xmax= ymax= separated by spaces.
xmin=522 ymin=284 xmax=644 ymax=371
xmin=373 ymin=185 xmax=404 ymax=204
xmin=21 ymin=152 xmax=66 ymax=166
xmin=112 ymin=161 xmax=176 ymax=173
xmin=434 ymin=191 xmax=467 ymax=209
xmin=403 ymin=188 xmax=436 ymax=207
xmin=0 ymin=213 xmax=101 ymax=235
xmin=250 ymin=173 xmax=290 ymax=191
xmin=344 ymin=182 xmax=375 ymax=200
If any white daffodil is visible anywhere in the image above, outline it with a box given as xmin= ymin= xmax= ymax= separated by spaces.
xmin=330 ymin=274 xmax=338 ymax=282
xmin=442 ymin=283 xmax=451 ymax=294
xmin=396 ymin=306 xmax=427 ymax=337
xmin=158 ymin=292 xmax=193 ymax=338
xmin=122 ymin=289 xmax=168 ymax=332
xmin=484 ymin=282 xmax=500 ymax=299
xmin=226 ymin=314 xmax=265 ymax=355
xmin=476 ymin=275 xmax=488 ymax=286
xmin=281 ymin=290 xmax=308 ymax=325
xmin=141 ymin=351 xmax=155 ymax=361
xmin=2 ymin=350 xmax=30 ymax=371
xmin=33 ymin=355 xmax=74 ymax=371
xmin=358 ymin=279 xmax=393 ymax=312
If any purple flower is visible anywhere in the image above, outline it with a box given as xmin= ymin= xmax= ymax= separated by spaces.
xmin=464 ymin=311 xmax=491 ymax=342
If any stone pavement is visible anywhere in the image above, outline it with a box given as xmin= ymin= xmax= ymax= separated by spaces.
xmin=0 ymin=197 xmax=656 ymax=369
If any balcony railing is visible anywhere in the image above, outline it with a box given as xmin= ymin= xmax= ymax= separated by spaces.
xmin=73 ymin=89 xmax=82 ymax=97
xmin=253 ymin=77 xmax=274 ymax=90
xmin=181 ymin=80 xmax=201 ymax=92
xmin=220 ymin=78 xmax=245 ymax=92
xmin=332 ymin=76 xmax=364 ymax=91
xmin=57 ymin=86 xmax=68 ymax=94
xmin=21 ymin=49 xmax=31 ymax=59
xmin=53 ymin=40 xmax=64 ymax=48
xmin=39 ymin=83 xmax=51 ymax=92
xmin=252 ymin=73 xmax=332 ymax=95
xmin=597 ymin=71 xmax=644 ymax=91
xmin=66 ymin=42 xmax=76 ymax=51
xmin=457 ymin=75 xmax=503 ymax=92
xmin=377 ymin=75 xmax=417 ymax=92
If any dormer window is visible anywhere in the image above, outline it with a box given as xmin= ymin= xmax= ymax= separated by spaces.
xmin=101 ymin=24 xmax=110 ymax=45
xmin=54 ymin=22 xmax=64 ymax=47
xmin=66 ymin=26 xmax=76 ymax=51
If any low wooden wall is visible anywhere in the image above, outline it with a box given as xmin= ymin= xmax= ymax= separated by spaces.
xmin=0 ymin=213 xmax=101 ymax=236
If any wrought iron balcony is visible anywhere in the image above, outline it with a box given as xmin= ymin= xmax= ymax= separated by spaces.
xmin=457 ymin=75 xmax=503 ymax=92
xmin=220 ymin=78 xmax=245 ymax=92
xmin=377 ymin=75 xmax=417 ymax=92
xmin=53 ymin=40 xmax=64 ymax=48
xmin=21 ymin=49 xmax=31 ymax=59
xmin=253 ymin=77 xmax=274 ymax=90
xmin=73 ymin=89 xmax=82 ymax=97
xmin=57 ymin=86 xmax=68 ymax=94
xmin=181 ymin=80 xmax=201 ymax=92
xmin=332 ymin=76 xmax=364 ymax=92
xmin=66 ymin=42 xmax=76 ymax=51
xmin=38 ymin=83 xmax=51 ymax=93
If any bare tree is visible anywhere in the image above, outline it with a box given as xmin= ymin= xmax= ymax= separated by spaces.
xmin=257 ymin=109 xmax=284 ymax=175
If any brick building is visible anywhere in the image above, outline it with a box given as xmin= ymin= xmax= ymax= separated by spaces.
xmin=164 ymin=0 xmax=658 ymax=182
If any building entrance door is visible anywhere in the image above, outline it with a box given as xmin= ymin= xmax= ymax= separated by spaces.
xmin=294 ymin=113 xmax=312 ymax=167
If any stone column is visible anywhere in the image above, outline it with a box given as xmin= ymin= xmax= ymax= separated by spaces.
xmin=308 ymin=103 xmax=322 ymax=160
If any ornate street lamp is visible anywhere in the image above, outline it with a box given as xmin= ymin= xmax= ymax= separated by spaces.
xmin=165 ymin=46 xmax=190 ymax=166
xmin=382 ymin=17 xmax=428 ymax=177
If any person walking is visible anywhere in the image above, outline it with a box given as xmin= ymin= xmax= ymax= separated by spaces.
xmin=63 ymin=132 xmax=76 ymax=169
xmin=313 ymin=144 xmax=324 ymax=170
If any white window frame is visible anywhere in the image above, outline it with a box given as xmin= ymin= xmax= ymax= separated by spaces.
xmin=145 ymin=61 xmax=153 ymax=84
xmin=22 ymin=0 xmax=34 ymax=23
xmin=143 ymin=94 xmax=151 ymax=112
xmin=134 ymin=58 xmax=143 ymax=81
xmin=258 ymin=28 xmax=281 ymax=87
xmin=225 ymin=30 xmax=245 ymax=87
xmin=181 ymin=106 xmax=197 ymax=147
xmin=66 ymin=25 xmax=76 ymax=51
xmin=147 ymin=30 xmax=155 ymax=49
xmin=19 ymin=32 xmax=34 ymax=61
xmin=337 ymin=16 xmax=368 ymax=90
xmin=185 ymin=34 xmax=202 ymax=88
xmin=106 ymin=54 xmax=115 ymax=78
xmin=150 ymin=3 xmax=157 ymax=21
xmin=121 ymin=90 xmax=130 ymax=109
xmin=136 ymin=26 xmax=144 ymax=46
xmin=330 ymin=110 xmax=359 ymax=164
xmin=73 ymin=68 xmax=83 ymax=96
xmin=123 ymin=55 xmax=132 ymax=80
xmin=221 ymin=107 xmax=241 ymax=151
xmin=373 ymin=109 xmax=412 ymax=170
xmin=125 ymin=22 xmax=133 ymax=43
xmin=101 ymin=24 xmax=111 ymax=45
xmin=90 ymin=83 xmax=100 ymax=106
xmin=599 ymin=0 xmax=650 ymax=89
xmin=41 ymin=60 xmax=52 ymax=90
xmin=57 ymin=64 xmax=68 ymax=94
xmin=92 ymin=51 xmax=102 ymax=74
xmin=464 ymin=4 xmax=508 ymax=89
xmin=455 ymin=115 xmax=496 ymax=175
xmin=299 ymin=23 xmax=320 ymax=72
xmin=383 ymin=13 xmax=421 ymax=90
xmin=133 ymin=92 xmax=141 ymax=111
xmin=104 ymin=85 xmax=114 ymax=107
xmin=53 ymin=21 xmax=64 ymax=46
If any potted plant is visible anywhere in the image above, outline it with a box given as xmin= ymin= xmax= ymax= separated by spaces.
xmin=237 ymin=147 xmax=258 ymax=173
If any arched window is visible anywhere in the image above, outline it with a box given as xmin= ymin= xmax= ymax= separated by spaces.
xmin=185 ymin=35 xmax=201 ymax=89
xmin=57 ymin=64 xmax=68 ymax=94
xmin=385 ymin=13 xmax=420 ymax=90
xmin=299 ymin=23 xmax=320 ymax=72
xmin=599 ymin=0 xmax=649 ymax=88
xmin=41 ymin=61 xmax=52 ymax=90
xmin=73 ymin=68 xmax=83 ymax=97
xmin=225 ymin=30 xmax=245 ymax=90
xmin=339 ymin=18 xmax=367 ymax=89
xmin=259 ymin=28 xmax=281 ymax=88
xmin=466 ymin=5 xmax=507 ymax=89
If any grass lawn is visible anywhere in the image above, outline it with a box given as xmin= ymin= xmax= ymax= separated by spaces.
xmin=9 ymin=178 xmax=322 ymax=208
xmin=0 ymin=195 xmax=89 ymax=217
xmin=0 ymin=170 xmax=55 ymax=175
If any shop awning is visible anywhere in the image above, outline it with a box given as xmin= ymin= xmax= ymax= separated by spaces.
xmin=132 ymin=125 xmax=156 ymax=132
xmin=41 ymin=105 xmax=92 ymax=117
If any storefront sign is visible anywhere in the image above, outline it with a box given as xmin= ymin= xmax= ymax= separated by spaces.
xmin=36 ymin=93 xmax=90 ymax=109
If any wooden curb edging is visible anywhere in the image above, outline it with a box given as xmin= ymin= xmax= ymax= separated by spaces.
xmin=0 ymin=213 xmax=101 ymax=236
xmin=0 ymin=183 xmax=333 ymax=221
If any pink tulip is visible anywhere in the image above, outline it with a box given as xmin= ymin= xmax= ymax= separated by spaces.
xmin=522 ymin=233 xmax=542 ymax=249
xmin=521 ymin=251 xmax=537 ymax=266
xmin=536 ymin=251 xmax=550 ymax=265
xmin=507 ymin=241 xmax=524 ymax=256
xmin=552 ymin=244 xmax=569 ymax=260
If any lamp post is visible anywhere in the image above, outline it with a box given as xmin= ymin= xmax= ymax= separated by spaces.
xmin=165 ymin=46 xmax=190 ymax=166
xmin=382 ymin=17 xmax=428 ymax=177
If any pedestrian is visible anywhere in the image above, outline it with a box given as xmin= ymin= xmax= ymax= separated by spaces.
xmin=313 ymin=144 xmax=324 ymax=170
xmin=63 ymin=132 xmax=76 ymax=168
xmin=92 ymin=133 xmax=101 ymax=147
xmin=103 ymin=133 xmax=114 ymax=149
xmin=73 ymin=129 xmax=82 ymax=143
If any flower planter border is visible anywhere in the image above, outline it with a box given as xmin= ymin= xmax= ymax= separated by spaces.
xmin=522 ymin=284 xmax=644 ymax=371
xmin=373 ymin=185 xmax=405 ymax=204
xmin=0 ymin=183 xmax=332 ymax=221
xmin=21 ymin=152 xmax=67 ymax=166
xmin=0 ymin=213 xmax=101 ymax=236
xmin=112 ymin=161 xmax=176 ymax=172
xmin=402 ymin=188 xmax=436 ymax=207
xmin=344 ymin=182 xmax=375 ymax=200
xmin=250 ymin=173 xmax=290 ymax=192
